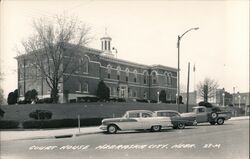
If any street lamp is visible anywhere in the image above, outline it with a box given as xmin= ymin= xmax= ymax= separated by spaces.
xmin=176 ymin=94 xmax=178 ymax=104
xmin=177 ymin=27 xmax=199 ymax=112
xmin=222 ymin=93 xmax=225 ymax=107
xmin=157 ymin=91 xmax=160 ymax=104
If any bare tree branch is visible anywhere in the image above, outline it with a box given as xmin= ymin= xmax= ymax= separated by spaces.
xmin=18 ymin=14 xmax=91 ymax=103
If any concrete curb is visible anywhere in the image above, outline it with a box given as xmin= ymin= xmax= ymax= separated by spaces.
xmin=9 ymin=131 xmax=102 ymax=141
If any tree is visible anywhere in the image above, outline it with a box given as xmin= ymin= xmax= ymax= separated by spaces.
xmin=159 ymin=90 xmax=166 ymax=103
xmin=0 ymin=72 xmax=4 ymax=105
xmin=25 ymin=89 xmax=38 ymax=103
xmin=19 ymin=15 xmax=91 ymax=103
xmin=197 ymin=78 xmax=219 ymax=102
xmin=7 ymin=89 xmax=18 ymax=105
xmin=96 ymin=80 xmax=110 ymax=101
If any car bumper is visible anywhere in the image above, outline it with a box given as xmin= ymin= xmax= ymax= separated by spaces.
xmin=99 ymin=125 xmax=108 ymax=131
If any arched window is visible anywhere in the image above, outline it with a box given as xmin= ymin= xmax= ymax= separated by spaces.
xmin=125 ymin=68 xmax=129 ymax=82
xmin=168 ymin=73 xmax=172 ymax=86
xmin=117 ymin=66 xmax=121 ymax=80
xmin=133 ymin=70 xmax=137 ymax=83
xmin=79 ymin=57 xmax=89 ymax=73
xmin=151 ymin=71 xmax=157 ymax=84
xmin=143 ymin=71 xmax=148 ymax=84
xmin=107 ymin=64 xmax=111 ymax=79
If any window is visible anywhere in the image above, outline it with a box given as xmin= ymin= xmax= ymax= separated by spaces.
xmin=133 ymin=91 xmax=137 ymax=97
xmin=129 ymin=112 xmax=140 ymax=118
xmin=133 ymin=70 xmax=137 ymax=83
xmin=168 ymin=73 xmax=172 ymax=86
xmin=117 ymin=66 xmax=121 ymax=81
xmin=79 ymin=57 xmax=89 ymax=73
xmin=83 ymin=83 xmax=88 ymax=93
xmin=125 ymin=68 xmax=129 ymax=82
xmin=107 ymin=65 xmax=111 ymax=79
xmin=198 ymin=108 xmax=205 ymax=113
xmin=152 ymin=71 xmax=157 ymax=84
xmin=170 ymin=112 xmax=180 ymax=117
xmin=142 ymin=112 xmax=152 ymax=118
xmin=144 ymin=92 xmax=147 ymax=99
xmin=143 ymin=71 xmax=148 ymax=84
xmin=77 ymin=82 xmax=88 ymax=93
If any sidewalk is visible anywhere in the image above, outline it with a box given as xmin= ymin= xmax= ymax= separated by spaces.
xmin=229 ymin=116 xmax=249 ymax=121
xmin=1 ymin=116 xmax=249 ymax=141
xmin=1 ymin=126 xmax=102 ymax=141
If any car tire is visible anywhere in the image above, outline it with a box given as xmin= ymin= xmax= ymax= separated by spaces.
xmin=217 ymin=118 xmax=224 ymax=125
xmin=210 ymin=121 xmax=216 ymax=125
xmin=151 ymin=125 xmax=161 ymax=132
xmin=211 ymin=112 xmax=218 ymax=119
xmin=173 ymin=125 xmax=178 ymax=129
xmin=107 ymin=124 xmax=118 ymax=134
xmin=177 ymin=122 xmax=185 ymax=129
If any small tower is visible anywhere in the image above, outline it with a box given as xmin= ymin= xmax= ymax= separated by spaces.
xmin=100 ymin=28 xmax=114 ymax=57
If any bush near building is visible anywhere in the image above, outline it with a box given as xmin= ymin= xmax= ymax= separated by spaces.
xmin=7 ymin=89 xmax=18 ymax=105
xmin=29 ymin=110 xmax=53 ymax=120
xmin=22 ymin=118 xmax=103 ymax=129
xmin=0 ymin=120 xmax=19 ymax=129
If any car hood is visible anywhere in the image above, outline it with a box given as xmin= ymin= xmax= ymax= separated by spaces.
xmin=180 ymin=112 xmax=196 ymax=117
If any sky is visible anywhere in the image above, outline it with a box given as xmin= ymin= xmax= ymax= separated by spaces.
xmin=0 ymin=0 xmax=249 ymax=99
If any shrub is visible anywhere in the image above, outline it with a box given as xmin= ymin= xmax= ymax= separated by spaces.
xmin=7 ymin=89 xmax=18 ymax=105
xmin=96 ymin=80 xmax=110 ymax=101
xmin=22 ymin=118 xmax=103 ymax=129
xmin=136 ymin=99 xmax=148 ymax=103
xmin=25 ymin=89 xmax=38 ymax=103
xmin=150 ymin=100 xmax=157 ymax=103
xmin=77 ymin=96 xmax=100 ymax=103
xmin=117 ymin=98 xmax=125 ymax=102
xmin=29 ymin=110 xmax=53 ymax=120
xmin=0 ymin=120 xmax=19 ymax=129
xmin=37 ymin=98 xmax=53 ymax=104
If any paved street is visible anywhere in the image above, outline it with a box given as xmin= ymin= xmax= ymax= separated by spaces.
xmin=1 ymin=119 xmax=249 ymax=159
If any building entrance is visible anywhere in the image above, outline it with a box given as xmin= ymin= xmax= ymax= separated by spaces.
xmin=119 ymin=84 xmax=128 ymax=99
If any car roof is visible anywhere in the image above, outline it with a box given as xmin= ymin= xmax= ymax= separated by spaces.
xmin=154 ymin=110 xmax=179 ymax=113
xmin=126 ymin=110 xmax=153 ymax=113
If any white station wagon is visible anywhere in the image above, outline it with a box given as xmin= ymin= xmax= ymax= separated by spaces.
xmin=100 ymin=110 xmax=173 ymax=134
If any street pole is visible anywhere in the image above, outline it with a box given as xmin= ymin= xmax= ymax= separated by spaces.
xmin=186 ymin=62 xmax=190 ymax=112
xmin=177 ymin=27 xmax=199 ymax=112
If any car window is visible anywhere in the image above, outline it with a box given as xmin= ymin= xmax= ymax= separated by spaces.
xmin=142 ymin=112 xmax=152 ymax=118
xmin=198 ymin=108 xmax=205 ymax=113
xmin=157 ymin=112 xmax=170 ymax=117
xmin=171 ymin=112 xmax=180 ymax=117
xmin=129 ymin=112 xmax=140 ymax=118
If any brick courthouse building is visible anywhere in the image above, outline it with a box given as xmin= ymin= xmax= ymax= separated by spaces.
xmin=16 ymin=33 xmax=177 ymax=103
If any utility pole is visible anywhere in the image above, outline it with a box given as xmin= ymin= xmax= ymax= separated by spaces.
xmin=186 ymin=62 xmax=190 ymax=112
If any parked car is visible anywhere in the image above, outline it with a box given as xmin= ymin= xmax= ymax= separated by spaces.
xmin=153 ymin=110 xmax=197 ymax=129
xmin=100 ymin=110 xmax=173 ymax=134
xmin=181 ymin=106 xmax=231 ymax=125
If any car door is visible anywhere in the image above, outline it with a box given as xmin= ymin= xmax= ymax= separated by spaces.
xmin=140 ymin=112 xmax=154 ymax=129
xmin=118 ymin=112 xmax=142 ymax=130
xmin=196 ymin=108 xmax=208 ymax=123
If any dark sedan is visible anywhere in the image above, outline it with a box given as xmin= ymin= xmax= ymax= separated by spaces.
xmin=153 ymin=110 xmax=197 ymax=129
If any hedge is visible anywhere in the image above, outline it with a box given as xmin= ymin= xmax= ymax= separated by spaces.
xmin=0 ymin=120 xmax=19 ymax=129
xmin=22 ymin=118 xmax=103 ymax=129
